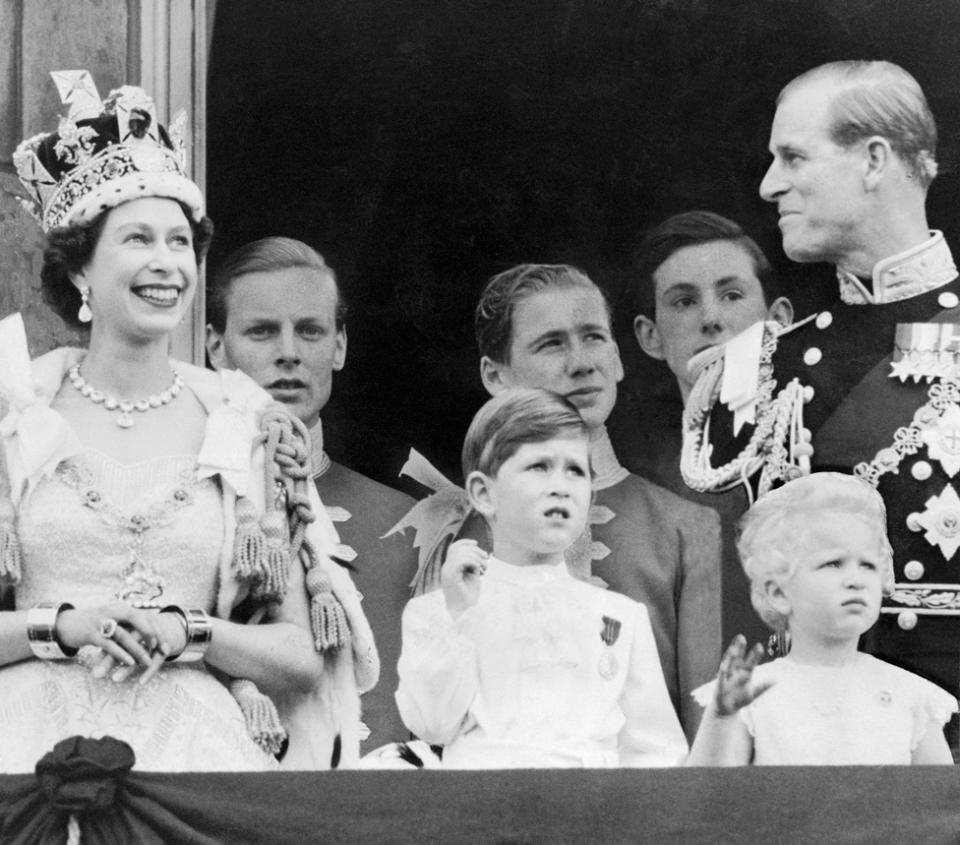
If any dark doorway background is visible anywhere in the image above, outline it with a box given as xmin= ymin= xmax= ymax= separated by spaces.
xmin=207 ymin=0 xmax=960 ymax=490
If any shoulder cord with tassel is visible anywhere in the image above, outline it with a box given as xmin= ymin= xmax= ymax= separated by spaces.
xmin=229 ymin=407 xmax=350 ymax=756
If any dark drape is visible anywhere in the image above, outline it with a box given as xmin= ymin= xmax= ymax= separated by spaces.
xmin=4 ymin=759 xmax=960 ymax=843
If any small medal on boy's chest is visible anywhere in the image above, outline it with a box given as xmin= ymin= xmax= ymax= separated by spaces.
xmin=598 ymin=615 xmax=621 ymax=680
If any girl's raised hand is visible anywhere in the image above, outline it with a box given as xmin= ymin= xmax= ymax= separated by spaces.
xmin=714 ymin=634 xmax=774 ymax=716
xmin=440 ymin=539 xmax=488 ymax=619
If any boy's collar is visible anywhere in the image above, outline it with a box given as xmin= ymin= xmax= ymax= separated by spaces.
xmin=486 ymin=555 xmax=570 ymax=585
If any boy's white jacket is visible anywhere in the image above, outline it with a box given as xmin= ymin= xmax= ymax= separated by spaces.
xmin=0 ymin=312 xmax=378 ymax=769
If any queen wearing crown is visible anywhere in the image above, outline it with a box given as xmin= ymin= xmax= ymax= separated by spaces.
xmin=0 ymin=71 xmax=378 ymax=771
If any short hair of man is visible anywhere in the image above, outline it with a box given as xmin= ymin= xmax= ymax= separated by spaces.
xmin=737 ymin=472 xmax=895 ymax=631
xmin=207 ymin=236 xmax=346 ymax=333
xmin=632 ymin=210 xmax=778 ymax=318
xmin=462 ymin=388 xmax=589 ymax=480
xmin=475 ymin=263 xmax=612 ymax=364
xmin=779 ymin=60 xmax=938 ymax=190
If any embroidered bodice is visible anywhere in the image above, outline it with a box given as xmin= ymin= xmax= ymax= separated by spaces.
xmin=16 ymin=451 xmax=223 ymax=610
xmin=0 ymin=317 xmax=377 ymax=770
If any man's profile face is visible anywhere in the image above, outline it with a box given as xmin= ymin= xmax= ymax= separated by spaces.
xmin=481 ymin=283 xmax=624 ymax=430
xmin=635 ymin=240 xmax=788 ymax=397
xmin=206 ymin=266 xmax=346 ymax=427
xmin=758 ymin=78 xmax=870 ymax=266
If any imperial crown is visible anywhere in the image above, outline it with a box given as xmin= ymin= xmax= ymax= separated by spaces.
xmin=13 ymin=70 xmax=203 ymax=233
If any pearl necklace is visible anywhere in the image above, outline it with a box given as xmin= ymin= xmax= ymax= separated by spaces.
xmin=67 ymin=364 xmax=184 ymax=428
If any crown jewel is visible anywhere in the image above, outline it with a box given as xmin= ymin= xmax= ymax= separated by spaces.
xmin=13 ymin=70 xmax=203 ymax=232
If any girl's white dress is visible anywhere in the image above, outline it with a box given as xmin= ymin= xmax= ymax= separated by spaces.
xmin=694 ymin=653 xmax=958 ymax=765
xmin=396 ymin=556 xmax=688 ymax=768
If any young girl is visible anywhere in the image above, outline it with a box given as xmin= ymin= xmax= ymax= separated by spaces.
xmin=395 ymin=388 xmax=688 ymax=768
xmin=688 ymin=472 xmax=956 ymax=765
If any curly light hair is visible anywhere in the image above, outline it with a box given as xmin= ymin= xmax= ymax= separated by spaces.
xmin=738 ymin=472 xmax=895 ymax=630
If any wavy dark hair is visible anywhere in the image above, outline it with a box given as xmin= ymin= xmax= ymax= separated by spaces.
xmin=632 ymin=210 xmax=779 ymax=318
xmin=475 ymin=263 xmax=613 ymax=365
xmin=40 ymin=200 xmax=214 ymax=330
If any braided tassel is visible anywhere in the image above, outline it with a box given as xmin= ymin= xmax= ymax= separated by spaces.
xmin=230 ymin=678 xmax=286 ymax=756
xmin=233 ymin=496 xmax=266 ymax=582
xmin=253 ymin=511 xmax=290 ymax=602
xmin=0 ymin=500 xmax=21 ymax=584
xmin=306 ymin=565 xmax=349 ymax=651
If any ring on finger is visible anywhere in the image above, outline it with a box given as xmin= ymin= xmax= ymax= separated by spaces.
xmin=99 ymin=618 xmax=118 ymax=639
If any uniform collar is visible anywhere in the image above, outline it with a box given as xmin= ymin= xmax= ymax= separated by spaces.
xmin=308 ymin=419 xmax=332 ymax=478
xmin=836 ymin=231 xmax=957 ymax=305
xmin=589 ymin=425 xmax=630 ymax=491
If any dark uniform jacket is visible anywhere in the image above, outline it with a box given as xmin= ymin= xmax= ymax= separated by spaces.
xmin=313 ymin=453 xmax=418 ymax=753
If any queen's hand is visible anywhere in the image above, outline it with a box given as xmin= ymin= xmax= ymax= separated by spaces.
xmin=57 ymin=603 xmax=188 ymax=684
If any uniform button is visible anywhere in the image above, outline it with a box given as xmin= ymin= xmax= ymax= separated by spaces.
xmin=815 ymin=311 xmax=833 ymax=330
xmin=898 ymin=611 xmax=918 ymax=631
xmin=911 ymin=460 xmax=933 ymax=481
xmin=802 ymin=385 xmax=815 ymax=403
xmin=803 ymin=347 xmax=823 ymax=366
xmin=938 ymin=291 xmax=959 ymax=309
xmin=904 ymin=560 xmax=924 ymax=581
xmin=906 ymin=512 xmax=923 ymax=532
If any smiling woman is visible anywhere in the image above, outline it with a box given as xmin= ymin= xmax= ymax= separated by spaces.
xmin=41 ymin=198 xmax=213 ymax=336
xmin=0 ymin=72 xmax=376 ymax=773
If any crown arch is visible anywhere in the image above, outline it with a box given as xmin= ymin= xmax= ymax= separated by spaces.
xmin=0 ymin=0 xmax=212 ymax=363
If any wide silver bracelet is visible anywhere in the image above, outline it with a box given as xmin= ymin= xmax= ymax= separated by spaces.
xmin=160 ymin=605 xmax=212 ymax=662
xmin=27 ymin=602 xmax=77 ymax=660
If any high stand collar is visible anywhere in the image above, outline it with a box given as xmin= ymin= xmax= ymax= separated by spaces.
xmin=589 ymin=425 xmax=629 ymax=491
xmin=836 ymin=231 xmax=957 ymax=305
xmin=308 ymin=418 xmax=331 ymax=478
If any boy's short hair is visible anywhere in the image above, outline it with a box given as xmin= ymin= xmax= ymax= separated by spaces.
xmin=737 ymin=472 xmax=895 ymax=630
xmin=475 ymin=263 xmax=613 ymax=364
xmin=462 ymin=388 xmax=589 ymax=479
xmin=633 ymin=211 xmax=779 ymax=318
xmin=207 ymin=236 xmax=346 ymax=333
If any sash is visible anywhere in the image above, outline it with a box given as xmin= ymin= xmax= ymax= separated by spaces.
xmin=814 ymin=305 xmax=960 ymax=469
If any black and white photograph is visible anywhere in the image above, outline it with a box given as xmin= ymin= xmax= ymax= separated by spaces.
xmin=1 ymin=0 xmax=960 ymax=841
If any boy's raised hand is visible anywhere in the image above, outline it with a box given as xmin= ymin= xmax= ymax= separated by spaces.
xmin=441 ymin=539 xmax=488 ymax=619
xmin=714 ymin=634 xmax=774 ymax=716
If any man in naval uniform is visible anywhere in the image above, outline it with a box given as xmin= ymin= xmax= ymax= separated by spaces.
xmin=206 ymin=237 xmax=418 ymax=753
xmin=398 ymin=264 xmax=721 ymax=741
xmin=685 ymin=60 xmax=960 ymax=745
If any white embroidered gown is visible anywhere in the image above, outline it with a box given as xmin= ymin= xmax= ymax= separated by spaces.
xmin=1 ymin=449 xmax=276 ymax=772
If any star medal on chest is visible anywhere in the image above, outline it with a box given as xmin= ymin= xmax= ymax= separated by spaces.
xmin=598 ymin=615 xmax=621 ymax=680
